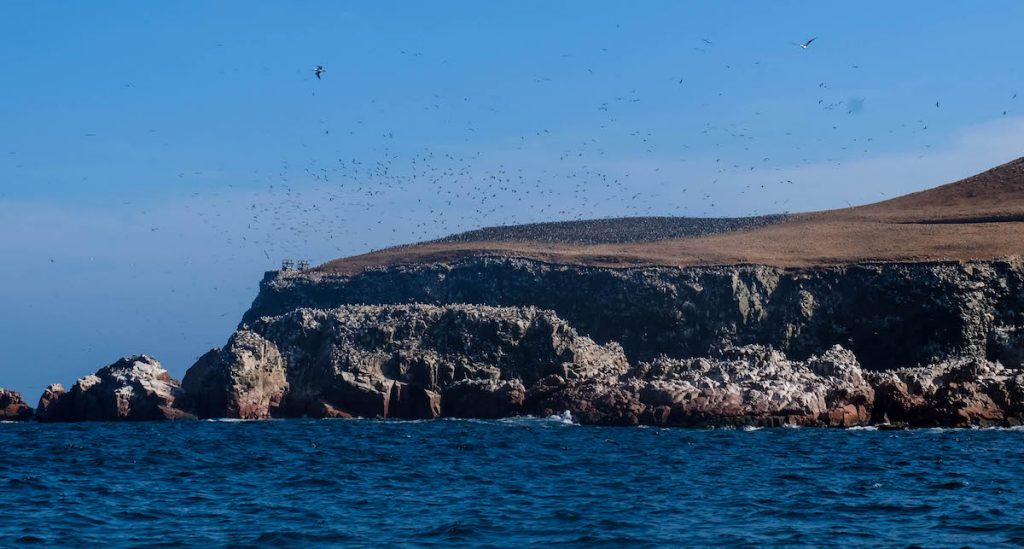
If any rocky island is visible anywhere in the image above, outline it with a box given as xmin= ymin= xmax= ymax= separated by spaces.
xmin=12 ymin=158 xmax=1024 ymax=427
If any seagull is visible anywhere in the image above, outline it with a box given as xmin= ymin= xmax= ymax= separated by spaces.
xmin=313 ymin=65 xmax=325 ymax=79
xmin=799 ymin=37 xmax=816 ymax=49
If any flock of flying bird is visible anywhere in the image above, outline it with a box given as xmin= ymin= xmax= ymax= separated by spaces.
xmin=190 ymin=34 xmax=1021 ymax=262
xmin=8 ymin=34 xmax=1021 ymax=270
xmin=230 ymin=34 xmax=1010 ymax=259
xmin=5 ymin=29 xmax=1022 ymax=362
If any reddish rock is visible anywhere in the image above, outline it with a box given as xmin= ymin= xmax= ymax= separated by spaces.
xmin=442 ymin=379 xmax=525 ymax=418
xmin=389 ymin=382 xmax=441 ymax=419
xmin=307 ymin=400 xmax=354 ymax=419
xmin=870 ymin=359 xmax=1024 ymax=427
xmin=181 ymin=333 xmax=287 ymax=420
xmin=0 ymin=389 xmax=33 ymax=421
xmin=531 ymin=345 xmax=874 ymax=427
xmin=37 ymin=356 xmax=193 ymax=422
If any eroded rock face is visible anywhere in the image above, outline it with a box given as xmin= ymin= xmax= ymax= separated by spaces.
xmin=181 ymin=332 xmax=287 ymax=420
xmin=531 ymin=345 xmax=875 ymax=427
xmin=242 ymin=257 xmax=1024 ymax=372
xmin=37 ymin=356 xmax=193 ymax=422
xmin=181 ymin=302 xmax=1024 ymax=427
xmin=870 ymin=359 xmax=1024 ymax=427
xmin=183 ymin=304 xmax=628 ymax=420
xmin=0 ymin=389 xmax=33 ymax=421
xmin=36 ymin=384 xmax=70 ymax=421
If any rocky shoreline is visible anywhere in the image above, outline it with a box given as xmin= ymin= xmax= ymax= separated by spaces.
xmin=4 ymin=257 xmax=1023 ymax=428
xmin=4 ymin=304 xmax=1023 ymax=428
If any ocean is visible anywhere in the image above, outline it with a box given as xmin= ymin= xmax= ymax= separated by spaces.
xmin=2 ymin=418 xmax=1023 ymax=547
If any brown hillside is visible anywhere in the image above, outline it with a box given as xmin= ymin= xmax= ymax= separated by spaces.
xmin=318 ymin=157 xmax=1024 ymax=275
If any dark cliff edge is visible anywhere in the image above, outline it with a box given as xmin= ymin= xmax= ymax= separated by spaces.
xmin=243 ymin=257 xmax=1024 ymax=372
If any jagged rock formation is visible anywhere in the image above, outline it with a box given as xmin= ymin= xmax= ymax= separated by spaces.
xmin=182 ymin=303 xmax=1024 ymax=427
xmin=870 ymin=359 xmax=1024 ymax=427
xmin=36 ymin=356 xmax=193 ymax=422
xmin=244 ymin=257 xmax=1024 ymax=372
xmin=183 ymin=304 xmax=626 ymax=420
xmin=0 ymin=389 xmax=33 ymax=421
xmin=531 ymin=345 xmax=875 ymax=427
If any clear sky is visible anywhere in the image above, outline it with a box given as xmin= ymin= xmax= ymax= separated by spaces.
xmin=2 ymin=1 xmax=1023 ymax=396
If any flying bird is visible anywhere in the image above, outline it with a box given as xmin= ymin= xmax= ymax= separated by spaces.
xmin=799 ymin=37 xmax=816 ymax=49
xmin=313 ymin=65 xmax=325 ymax=79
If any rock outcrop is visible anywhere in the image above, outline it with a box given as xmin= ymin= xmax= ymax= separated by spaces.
xmin=243 ymin=257 xmax=1024 ymax=373
xmin=182 ymin=304 xmax=626 ymax=420
xmin=531 ymin=345 xmax=875 ymax=427
xmin=24 ymin=256 xmax=1024 ymax=427
xmin=0 ymin=389 xmax=33 ymax=421
xmin=180 ymin=303 xmax=1024 ymax=427
xmin=36 ymin=384 xmax=70 ymax=421
xmin=36 ymin=356 xmax=193 ymax=422
xmin=870 ymin=359 xmax=1024 ymax=427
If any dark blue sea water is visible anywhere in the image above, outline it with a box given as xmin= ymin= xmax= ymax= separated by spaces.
xmin=2 ymin=418 xmax=1023 ymax=547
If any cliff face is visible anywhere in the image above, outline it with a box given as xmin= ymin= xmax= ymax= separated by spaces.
xmin=242 ymin=257 xmax=1024 ymax=372
xmin=19 ymin=256 xmax=1013 ymax=427
xmin=185 ymin=302 xmax=1024 ymax=427
xmin=184 ymin=304 xmax=625 ymax=420
xmin=184 ymin=303 xmax=888 ymax=426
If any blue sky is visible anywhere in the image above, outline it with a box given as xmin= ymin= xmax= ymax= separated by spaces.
xmin=2 ymin=1 xmax=1024 ymax=396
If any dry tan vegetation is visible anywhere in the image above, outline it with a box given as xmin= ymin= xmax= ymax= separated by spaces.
xmin=318 ymin=157 xmax=1024 ymax=275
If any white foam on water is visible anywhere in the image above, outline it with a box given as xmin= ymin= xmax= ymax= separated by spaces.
xmin=741 ymin=425 xmax=762 ymax=432
xmin=493 ymin=411 xmax=577 ymax=426
xmin=547 ymin=410 xmax=576 ymax=425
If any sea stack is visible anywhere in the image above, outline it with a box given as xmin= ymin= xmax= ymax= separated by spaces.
xmin=36 ymin=355 xmax=194 ymax=422
xmin=0 ymin=389 xmax=33 ymax=421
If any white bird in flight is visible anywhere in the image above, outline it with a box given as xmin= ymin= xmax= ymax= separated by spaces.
xmin=799 ymin=37 xmax=816 ymax=49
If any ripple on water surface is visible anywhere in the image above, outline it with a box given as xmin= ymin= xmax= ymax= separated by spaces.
xmin=2 ymin=419 xmax=1024 ymax=546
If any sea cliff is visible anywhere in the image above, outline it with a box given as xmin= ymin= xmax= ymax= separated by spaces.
xmin=15 ymin=256 xmax=1024 ymax=427
xmin=175 ymin=256 xmax=1024 ymax=427
xmin=245 ymin=257 xmax=1024 ymax=371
